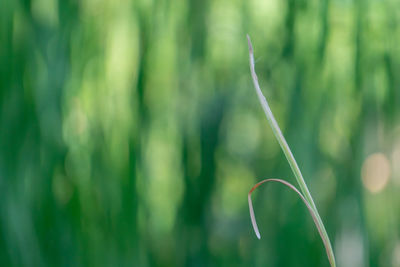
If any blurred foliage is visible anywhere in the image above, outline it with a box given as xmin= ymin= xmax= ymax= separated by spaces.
xmin=1 ymin=0 xmax=400 ymax=266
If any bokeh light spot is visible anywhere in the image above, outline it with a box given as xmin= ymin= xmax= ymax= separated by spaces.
xmin=52 ymin=171 xmax=73 ymax=206
xmin=31 ymin=0 xmax=59 ymax=28
xmin=392 ymin=242 xmax=400 ymax=267
xmin=361 ymin=153 xmax=390 ymax=193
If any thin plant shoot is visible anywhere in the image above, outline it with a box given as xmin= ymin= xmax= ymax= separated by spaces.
xmin=246 ymin=34 xmax=336 ymax=267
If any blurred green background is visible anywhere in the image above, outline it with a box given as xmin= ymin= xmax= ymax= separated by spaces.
xmin=1 ymin=0 xmax=400 ymax=266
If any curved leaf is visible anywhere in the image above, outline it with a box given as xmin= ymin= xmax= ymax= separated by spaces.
xmin=248 ymin=178 xmax=332 ymax=264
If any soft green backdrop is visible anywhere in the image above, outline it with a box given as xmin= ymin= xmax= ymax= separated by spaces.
xmin=1 ymin=0 xmax=400 ymax=266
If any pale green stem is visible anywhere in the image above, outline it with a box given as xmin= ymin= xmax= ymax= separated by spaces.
xmin=246 ymin=34 xmax=336 ymax=267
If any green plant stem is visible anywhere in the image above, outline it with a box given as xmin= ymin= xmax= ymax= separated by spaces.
xmin=246 ymin=34 xmax=336 ymax=267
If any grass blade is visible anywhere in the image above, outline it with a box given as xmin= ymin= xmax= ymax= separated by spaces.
xmin=248 ymin=179 xmax=333 ymax=265
xmin=246 ymin=34 xmax=336 ymax=267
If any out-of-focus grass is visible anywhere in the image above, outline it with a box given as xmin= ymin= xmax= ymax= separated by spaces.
xmin=0 ymin=0 xmax=400 ymax=266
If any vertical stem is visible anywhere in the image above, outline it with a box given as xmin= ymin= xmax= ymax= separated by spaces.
xmin=246 ymin=35 xmax=336 ymax=267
